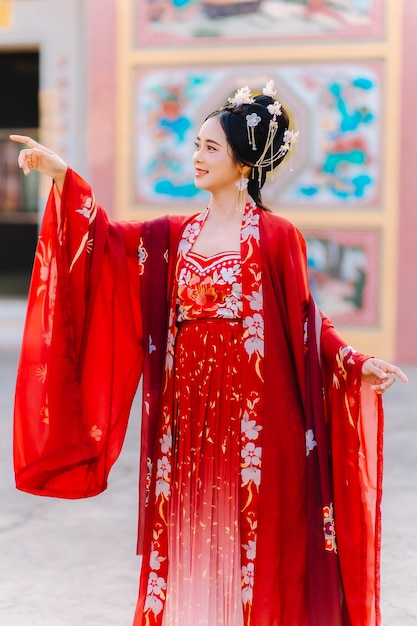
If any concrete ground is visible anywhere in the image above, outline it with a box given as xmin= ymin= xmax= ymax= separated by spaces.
xmin=0 ymin=298 xmax=416 ymax=625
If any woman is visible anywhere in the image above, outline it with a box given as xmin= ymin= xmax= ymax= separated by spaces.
xmin=11 ymin=81 xmax=407 ymax=626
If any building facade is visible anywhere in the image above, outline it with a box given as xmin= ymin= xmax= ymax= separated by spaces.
xmin=1 ymin=0 xmax=416 ymax=362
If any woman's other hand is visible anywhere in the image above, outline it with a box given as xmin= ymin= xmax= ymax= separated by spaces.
xmin=10 ymin=135 xmax=68 ymax=195
xmin=361 ymin=358 xmax=408 ymax=394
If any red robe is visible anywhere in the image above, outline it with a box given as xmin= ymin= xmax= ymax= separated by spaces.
xmin=14 ymin=169 xmax=383 ymax=625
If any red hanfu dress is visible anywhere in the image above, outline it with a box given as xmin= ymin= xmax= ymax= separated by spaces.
xmin=136 ymin=204 xmax=267 ymax=625
xmin=162 ymin=248 xmax=244 ymax=625
xmin=14 ymin=170 xmax=384 ymax=626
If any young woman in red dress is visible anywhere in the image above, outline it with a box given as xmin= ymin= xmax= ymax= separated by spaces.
xmin=11 ymin=81 xmax=407 ymax=626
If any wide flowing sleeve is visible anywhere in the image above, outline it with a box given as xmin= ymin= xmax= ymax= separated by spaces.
xmin=312 ymin=305 xmax=383 ymax=625
xmin=260 ymin=210 xmax=383 ymax=624
xmin=13 ymin=168 xmax=144 ymax=499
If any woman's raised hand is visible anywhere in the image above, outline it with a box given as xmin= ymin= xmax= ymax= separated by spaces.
xmin=361 ymin=357 xmax=408 ymax=394
xmin=10 ymin=135 xmax=68 ymax=195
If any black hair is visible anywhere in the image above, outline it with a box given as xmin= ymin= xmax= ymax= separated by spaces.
xmin=205 ymin=94 xmax=290 ymax=212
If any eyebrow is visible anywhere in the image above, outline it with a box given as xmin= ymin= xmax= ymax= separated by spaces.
xmin=196 ymin=136 xmax=223 ymax=147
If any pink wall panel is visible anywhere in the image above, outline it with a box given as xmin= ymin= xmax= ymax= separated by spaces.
xmin=86 ymin=0 xmax=117 ymax=215
xmin=397 ymin=0 xmax=417 ymax=361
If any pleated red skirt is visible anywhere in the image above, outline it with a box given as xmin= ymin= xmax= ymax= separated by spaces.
xmin=162 ymin=318 xmax=244 ymax=626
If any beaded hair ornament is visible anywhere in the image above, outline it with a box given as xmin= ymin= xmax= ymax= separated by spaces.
xmin=227 ymin=80 xmax=298 ymax=184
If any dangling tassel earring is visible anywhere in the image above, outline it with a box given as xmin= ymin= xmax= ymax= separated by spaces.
xmin=235 ymin=170 xmax=249 ymax=213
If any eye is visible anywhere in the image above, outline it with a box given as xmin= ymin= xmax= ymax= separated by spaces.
xmin=194 ymin=141 xmax=200 ymax=150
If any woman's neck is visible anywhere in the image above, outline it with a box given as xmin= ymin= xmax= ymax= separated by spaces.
xmin=208 ymin=189 xmax=248 ymax=221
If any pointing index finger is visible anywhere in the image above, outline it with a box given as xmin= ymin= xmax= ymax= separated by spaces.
xmin=10 ymin=135 xmax=42 ymax=149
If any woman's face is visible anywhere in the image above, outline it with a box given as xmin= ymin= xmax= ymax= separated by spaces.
xmin=193 ymin=116 xmax=241 ymax=194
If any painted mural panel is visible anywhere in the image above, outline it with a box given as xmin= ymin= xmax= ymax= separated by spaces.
xmin=134 ymin=0 xmax=385 ymax=46
xmin=133 ymin=64 xmax=382 ymax=209
xmin=305 ymin=228 xmax=379 ymax=325
xmin=276 ymin=62 xmax=382 ymax=207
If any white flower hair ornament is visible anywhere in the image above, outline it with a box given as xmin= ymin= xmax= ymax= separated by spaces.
xmin=267 ymin=100 xmax=283 ymax=119
xmin=281 ymin=130 xmax=299 ymax=153
xmin=228 ymin=86 xmax=255 ymax=106
xmin=263 ymin=79 xmax=277 ymax=98
xmin=254 ymin=127 xmax=299 ymax=182
xmin=227 ymin=80 xmax=299 ymax=180
xmin=246 ymin=112 xmax=262 ymax=151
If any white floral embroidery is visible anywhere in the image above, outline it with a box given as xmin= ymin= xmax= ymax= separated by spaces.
xmin=155 ymin=478 xmax=170 ymax=498
xmin=76 ymin=196 xmax=93 ymax=219
xmin=76 ymin=207 xmax=91 ymax=219
xmin=177 ymin=212 xmax=206 ymax=256
xmin=144 ymin=595 xmax=163 ymax=616
xmin=242 ymin=584 xmax=253 ymax=604
xmin=242 ymin=562 xmax=255 ymax=585
xmin=177 ymin=267 xmax=190 ymax=285
xmin=160 ymin=428 xmax=172 ymax=454
xmin=243 ymin=538 xmax=257 ymax=560
xmin=220 ymin=266 xmax=238 ymax=284
xmin=149 ymin=335 xmax=156 ymax=354
xmin=147 ymin=572 xmax=167 ymax=596
xmin=247 ymin=287 xmax=263 ymax=312
xmin=306 ymin=429 xmax=318 ymax=456
xmin=241 ymin=466 xmax=261 ymax=487
xmin=217 ymin=294 xmax=242 ymax=318
xmin=341 ymin=345 xmax=356 ymax=365
xmin=241 ymin=411 xmax=262 ymax=440
xmin=241 ymin=209 xmax=260 ymax=242
xmin=231 ymin=281 xmax=242 ymax=299
xmin=149 ymin=549 xmax=166 ymax=571
xmin=241 ymin=442 xmax=262 ymax=466
xmin=157 ymin=455 xmax=171 ymax=479
xmin=241 ymin=562 xmax=255 ymax=604
xmin=244 ymin=313 xmax=264 ymax=338
xmin=245 ymin=335 xmax=264 ymax=356
xmin=165 ymin=329 xmax=175 ymax=371
xmin=243 ymin=313 xmax=264 ymax=357
xmin=144 ymin=570 xmax=167 ymax=615
xmin=335 ymin=344 xmax=357 ymax=382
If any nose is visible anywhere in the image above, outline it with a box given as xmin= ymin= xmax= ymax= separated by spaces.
xmin=193 ymin=144 xmax=204 ymax=163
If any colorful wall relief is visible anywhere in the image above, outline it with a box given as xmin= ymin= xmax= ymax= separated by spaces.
xmin=134 ymin=0 xmax=385 ymax=46
xmin=305 ymin=228 xmax=379 ymax=325
xmin=133 ymin=64 xmax=382 ymax=210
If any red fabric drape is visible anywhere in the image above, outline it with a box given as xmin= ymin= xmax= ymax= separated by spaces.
xmin=14 ymin=169 xmax=143 ymax=497
xmin=258 ymin=213 xmax=382 ymax=625
xmin=14 ymin=170 xmax=383 ymax=625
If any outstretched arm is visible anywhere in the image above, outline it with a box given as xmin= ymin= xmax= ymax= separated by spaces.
xmin=10 ymin=134 xmax=68 ymax=195
xmin=12 ymin=156 xmax=144 ymax=498
xmin=319 ymin=311 xmax=408 ymax=394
